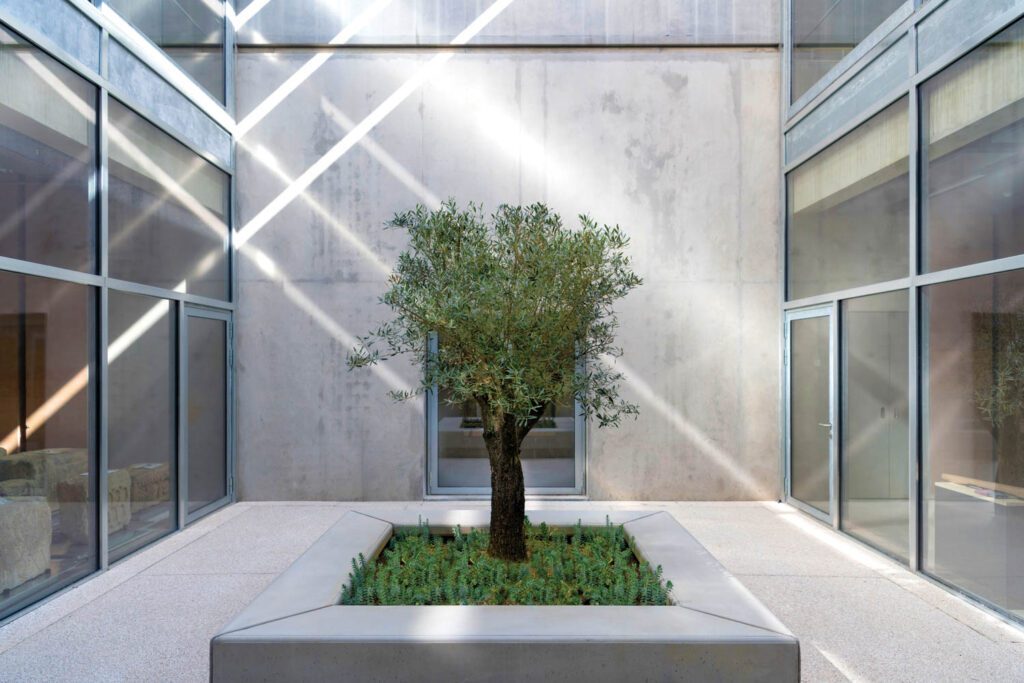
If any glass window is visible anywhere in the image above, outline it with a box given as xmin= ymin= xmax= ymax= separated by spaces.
xmin=0 ymin=272 xmax=95 ymax=619
xmin=105 ymin=0 xmax=225 ymax=102
xmin=921 ymin=18 xmax=1024 ymax=274
xmin=789 ymin=314 xmax=831 ymax=514
xmin=923 ymin=270 xmax=1024 ymax=615
xmin=108 ymin=291 xmax=176 ymax=561
xmin=437 ymin=391 xmax=576 ymax=490
xmin=0 ymin=27 xmax=96 ymax=272
xmin=841 ymin=290 xmax=909 ymax=561
xmin=108 ymin=99 xmax=230 ymax=300
xmin=187 ymin=315 xmax=227 ymax=514
xmin=787 ymin=98 xmax=909 ymax=300
xmin=791 ymin=0 xmax=905 ymax=102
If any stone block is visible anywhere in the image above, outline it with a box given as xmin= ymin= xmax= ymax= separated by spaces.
xmin=0 ymin=496 xmax=52 ymax=592
xmin=127 ymin=463 xmax=171 ymax=513
xmin=57 ymin=469 xmax=131 ymax=545
xmin=0 ymin=448 xmax=89 ymax=511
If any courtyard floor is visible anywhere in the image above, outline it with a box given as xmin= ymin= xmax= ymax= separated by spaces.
xmin=0 ymin=500 xmax=1022 ymax=682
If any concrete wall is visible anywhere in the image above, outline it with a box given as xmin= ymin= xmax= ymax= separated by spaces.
xmin=234 ymin=0 xmax=782 ymax=501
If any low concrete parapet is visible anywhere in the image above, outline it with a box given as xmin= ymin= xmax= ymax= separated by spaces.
xmin=211 ymin=509 xmax=799 ymax=682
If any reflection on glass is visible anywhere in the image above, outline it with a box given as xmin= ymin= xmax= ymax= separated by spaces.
xmin=437 ymin=391 xmax=576 ymax=490
xmin=790 ymin=314 xmax=831 ymax=514
xmin=787 ymin=98 xmax=909 ymax=300
xmin=841 ymin=291 xmax=909 ymax=561
xmin=791 ymin=0 xmax=905 ymax=101
xmin=921 ymin=18 xmax=1024 ymax=273
xmin=187 ymin=316 xmax=227 ymax=514
xmin=105 ymin=0 xmax=225 ymax=101
xmin=0 ymin=27 xmax=96 ymax=272
xmin=0 ymin=272 xmax=95 ymax=620
xmin=108 ymin=291 xmax=176 ymax=561
xmin=108 ymin=99 xmax=230 ymax=300
xmin=923 ymin=270 xmax=1024 ymax=616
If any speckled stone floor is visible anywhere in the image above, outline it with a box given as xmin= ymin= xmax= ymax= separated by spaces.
xmin=1 ymin=500 xmax=1022 ymax=682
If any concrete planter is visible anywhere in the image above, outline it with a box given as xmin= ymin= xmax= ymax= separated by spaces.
xmin=211 ymin=509 xmax=799 ymax=682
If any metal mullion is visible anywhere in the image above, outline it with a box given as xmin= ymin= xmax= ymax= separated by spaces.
xmin=914 ymin=254 xmax=1024 ymax=288
xmin=225 ymin=0 xmax=236 ymax=118
xmin=907 ymin=23 xmax=922 ymax=572
xmin=176 ymin=302 xmax=188 ymax=531
xmin=784 ymin=278 xmax=912 ymax=310
xmin=0 ymin=257 xmax=104 ymax=287
xmin=97 ymin=85 xmax=110 ymax=570
xmin=829 ymin=302 xmax=839 ymax=529
xmin=105 ymin=278 xmax=234 ymax=310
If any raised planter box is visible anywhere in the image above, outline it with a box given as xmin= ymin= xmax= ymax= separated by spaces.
xmin=210 ymin=509 xmax=799 ymax=682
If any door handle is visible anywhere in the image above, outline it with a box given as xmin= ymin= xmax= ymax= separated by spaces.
xmin=817 ymin=423 xmax=832 ymax=428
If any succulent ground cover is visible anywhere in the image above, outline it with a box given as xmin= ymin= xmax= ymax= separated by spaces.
xmin=341 ymin=518 xmax=672 ymax=606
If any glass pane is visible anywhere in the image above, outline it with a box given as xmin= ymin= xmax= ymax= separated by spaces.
xmin=108 ymin=291 xmax=176 ymax=561
xmin=791 ymin=0 xmax=905 ymax=101
xmin=437 ymin=392 xmax=576 ymax=490
xmin=108 ymin=99 xmax=230 ymax=300
xmin=923 ymin=270 xmax=1024 ymax=617
xmin=790 ymin=314 xmax=831 ymax=514
xmin=105 ymin=0 xmax=225 ymax=101
xmin=921 ymin=17 xmax=1024 ymax=273
xmin=787 ymin=98 xmax=909 ymax=300
xmin=0 ymin=272 xmax=95 ymax=619
xmin=0 ymin=27 xmax=96 ymax=272
xmin=187 ymin=315 xmax=227 ymax=514
xmin=841 ymin=291 xmax=909 ymax=561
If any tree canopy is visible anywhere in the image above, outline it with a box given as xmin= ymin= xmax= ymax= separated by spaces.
xmin=348 ymin=200 xmax=641 ymax=429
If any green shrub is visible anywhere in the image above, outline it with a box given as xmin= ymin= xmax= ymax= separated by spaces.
xmin=341 ymin=517 xmax=672 ymax=606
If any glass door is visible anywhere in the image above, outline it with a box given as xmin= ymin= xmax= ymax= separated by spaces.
xmin=787 ymin=306 xmax=835 ymax=520
xmin=182 ymin=307 xmax=231 ymax=522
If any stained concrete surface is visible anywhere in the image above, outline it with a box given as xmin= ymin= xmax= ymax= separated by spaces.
xmin=2 ymin=501 xmax=1022 ymax=682
xmin=234 ymin=46 xmax=782 ymax=502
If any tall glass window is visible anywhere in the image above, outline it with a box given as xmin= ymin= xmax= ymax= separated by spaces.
xmin=108 ymin=291 xmax=176 ymax=561
xmin=787 ymin=98 xmax=909 ymax=300
xmin=108 ymin=99 xmax=230 ymax=300
xmin=923 ymin=269 xmax=1024 ymax=616
xmin=105 ymin=0 xmax=226 ymax=102
xmin=791 ymin=0 xmax=905 ymax=102
xmin=0 ymin=27 xmax=96 ymax=272
xmin=0 ymin=272 xmax=95 ymax=620
xmin=436 ymin=391 xmax=577 ymax=490
xmin=841 ymin=290 xmax=909 ymax=561
xmin=921 ymin=18 xmax=1024 ymax=274
xmin=187 ymin=315 xmax=228 ymax=514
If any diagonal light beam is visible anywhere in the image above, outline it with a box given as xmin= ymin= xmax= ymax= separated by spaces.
xmin=236 ymin=0 xmax=396 ymax=137
xmin=235 ymin=0 xmax=515 ymax=248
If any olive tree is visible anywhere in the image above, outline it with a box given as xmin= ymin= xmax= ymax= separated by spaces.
xmin=348 ymin=201 xmax=641 ymax=561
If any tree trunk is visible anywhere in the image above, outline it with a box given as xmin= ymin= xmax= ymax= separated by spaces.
xmin=482 ymin=410 xmax=527 ymax=561
xmin=995 ymin=417 xmax=1023 ymax=487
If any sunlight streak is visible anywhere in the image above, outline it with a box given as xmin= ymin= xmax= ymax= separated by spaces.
xmin=237 ymin=140 xmax=392 ymax=275
xmin=244 ymin=245 xmax=419 ymax=403
xmin=236 ymin=0 xmax=395 ymax=138
xmin=235 ymin=0 xmax=516 ymax=248
xmin=320 ymin=98 xmax=442 ymax=209
xmin=610 ymin=357 xmax=765 ymax=496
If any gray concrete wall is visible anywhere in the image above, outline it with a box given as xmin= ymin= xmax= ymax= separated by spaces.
xmin=234 ymin=1 xmax=781 ymax=501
